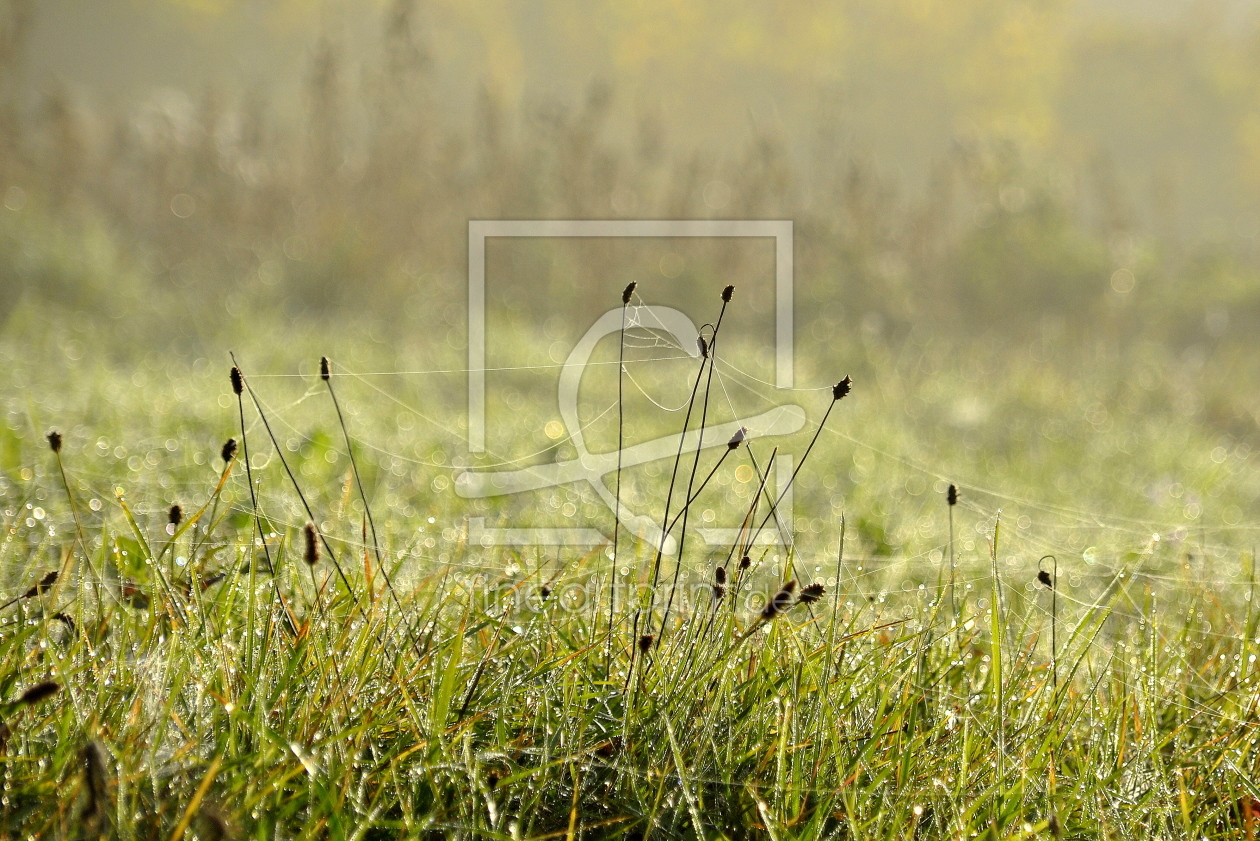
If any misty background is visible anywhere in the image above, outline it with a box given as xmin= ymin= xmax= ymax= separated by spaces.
xmin=1 ymin=0 xmax=1258 ymax=451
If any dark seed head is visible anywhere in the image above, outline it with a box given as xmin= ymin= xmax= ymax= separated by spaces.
xmin=947 ymin=484 xmax=958 ymax=506
xmin=83 ymin=741 xmax=107 ymax=816
xmin=18 ymin=681 xmax=60 ymax=705
xmin=229 ymin=366 xmax=243 ymax=395
xmin=1038 ymin=569 xmax=1053 ymax=589
xmin=486 ymin=769 xmax=501 ymax=791
xmin=22 ymin=571 xmax=58 ymax=599
xmin=739 ymin=556 xmax=751 ymax=570
xmin=798 ymin=583 xmax=825 ymax=605
xmin=221 ymin=438 xmax=237 ymax=464
xmin=47 ymin=431 xmax=62 ymax=453
xmin=832 ymin=376 xmax=852 ymax=401
xmin=714 ymin=566 xmax=727 ymax=586
xmin=622 ymin=281 xmax=637 ymax=304
xmin=727 ymin=427 xmax=747 ymax=450
xmin=168 ymin=504 xmax=182 ymax=527
xmin=320 ymin=356 xmax=330 ymax=381
xmin=721 ymin=284 xmax=734 ymax=303
xmin=120 ymin=581 xmax=150 ymax=610
xmin=200 ymin=572 xmax=227 ymax=591
xmin=638 ymin=634 xmax=654 ymax=655
xmin=539 ymin=585 xmax=551 ymax=600
xmin=761 ymin=580 xmax=797 ymax=620
xmin=697 ymin=335 xmax=709 ymax=359
xmin=196 ymin=810 xmax=230 ymax=841
xmin=303 ymin=523 xmax=319 ymax=566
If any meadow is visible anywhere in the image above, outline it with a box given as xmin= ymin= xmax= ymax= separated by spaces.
xmin=3 ymin=1 xmax=1260 ymax=837
xmin=1 ymin=287 xmax=1259 ymax=838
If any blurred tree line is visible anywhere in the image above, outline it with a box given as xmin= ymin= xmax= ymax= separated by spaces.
xmin=0 ymin=0 xmax=1258 ymax=361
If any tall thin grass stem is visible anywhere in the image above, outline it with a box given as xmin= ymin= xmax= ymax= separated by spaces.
xmin=609 ymin=281 xmax=635 ymax=666
xmin=1038 ymin=554 xmax=1059 ymax=701
xmin=232 ymin=354 xmax=354 ymax=597
xmin=948 ymin=483 xmax=958 ymax=645
xmin=746 ymin=378 xmax=850 ymax=551
xmin=660 ymin=292 xmax=732 ymax=633
xmin=229 ymin=362 xmax=295 ymax=642
xmin=320 ymin=356 xmax=396 ymax=601
xmin=47 ymin=433 xmax=118 ymax=610
xmin=989 ymin=512 xmax=1005 ymax=804
xmin=639 ymin=293 xmax=731 ymax=643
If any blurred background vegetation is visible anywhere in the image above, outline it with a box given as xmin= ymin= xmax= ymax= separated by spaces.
xmin=0 ymin=0 xmax=1257 ymax=499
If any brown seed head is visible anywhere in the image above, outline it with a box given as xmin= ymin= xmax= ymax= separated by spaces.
xmin=697 ymin=335 xmax=709 ymax=359
xmin=221 ymin=438 xmax=237 ymax=464
xmin=320 ymin=356 xmax=330 ymax=381
xmin=721 ymin=284 xmax=734 ymax=303
xmin=18 ymin=681 xmax=60 ymax=705
xmin=714 ymin=566 xmax=727 ymax=586
xmin=739 ymin=555 xmax=751 ymax=570
xmin=761 ymin=580 xmax=797 ymax=620
xmin=1038 ymin=569 xmax=1053 ymax=589
xmin=200 ymin=572 xmax=227 ymax=591
xmin=229 ymin=366 xmax=243 ymax=395
xmin=303 ymin=523 xmax=319 ymax=565
xmin=638 ymin=634 xmax=654 ymax=655
xmin=727 ymin=427 xmax=747 ymax=450
xmin=540 ymin=585 xmax=551 ymax=600
xmin=798 ymin=583 xmax=825 ymax=605
xmin=22 ymin=571 xmax=58 ymax=599
xmin=168 ymin=504 xmax=182 ymax=527
xmin=947 ymin=484 xmax=958 ymax=506
xmin=595 ymin=736 xmax=622 ymax=758
xmin=832 ymin=376 xmax=852 ymax=401
xmin=47 ymin=431 xmax=62 ymax=453
xmin=120 ymin=581 xmax=150 ymax=610
xmin=622 ymin=281 xmax=637 ymax=304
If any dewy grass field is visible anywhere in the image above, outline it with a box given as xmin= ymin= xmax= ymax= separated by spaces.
xmin=4 ymin=1 xmax=1260 ymax=838
xmin=1 ymin=278 xmax=1259 ymax=839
